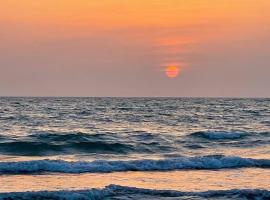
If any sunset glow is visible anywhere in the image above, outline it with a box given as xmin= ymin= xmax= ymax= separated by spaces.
xmin=0 ymin=1 xmax=269 ymax=199
xmin=0 ymin=0 xmax=269 ymax=96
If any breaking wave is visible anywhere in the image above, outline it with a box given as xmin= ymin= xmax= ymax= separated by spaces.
xmin=0 ymin=185 xmax=269 ymax=200
xmin=0 ymin=155 xmax=269 ymax=174
xmin=189 ymin=131 xmax=269 ymax=140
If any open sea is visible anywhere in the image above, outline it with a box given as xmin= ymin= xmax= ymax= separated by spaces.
xmin=0 ymin=97 xmax=269 ymax=199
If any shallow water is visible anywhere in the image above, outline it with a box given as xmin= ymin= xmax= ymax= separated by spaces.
xmin=1 ymin=169 xmax=270 ymax=193
xmin=0 ymin=97 xmax=269 ymax=199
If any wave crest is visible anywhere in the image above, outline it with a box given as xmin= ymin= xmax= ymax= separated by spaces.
xmin=189 ymin=131 xmax=248 ymax=140
xmin=0 ymin=185 xmax=269 ymax=200
xmin=0 ymin=155 xmax=269 ymax=174
xmin=0 ymin=132 xmax=134 ymax=155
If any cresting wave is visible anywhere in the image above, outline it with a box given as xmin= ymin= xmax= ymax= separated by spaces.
xmin=0 ymin=132 xmax=134 ymax=155
xmin=0 ymin=140 xmax=133 ymax=155
xmin=0 ymin=155 xmax=269 ymax=174
xmin=0 ymin=185 xmax=269 ymax=200
xmin=189 ymin=131 xmax=270 ymax=140
xmin=0 ymin=131 xmax=269 ymax=156
xmin=0 ymin=132 xmax=173 ymax=155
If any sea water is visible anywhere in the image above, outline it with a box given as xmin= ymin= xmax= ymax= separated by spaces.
xmin=0 ymin=97 xmax=269 ymax=199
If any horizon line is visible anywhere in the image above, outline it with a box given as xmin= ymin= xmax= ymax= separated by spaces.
xmin=0 ymin=96 xmax=269 ymax=99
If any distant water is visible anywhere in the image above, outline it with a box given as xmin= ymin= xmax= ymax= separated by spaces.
xmin=0 ymin=97 xmax=269 ymax=199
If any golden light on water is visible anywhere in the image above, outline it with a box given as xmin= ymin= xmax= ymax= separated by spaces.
xmin=1 ymin=169 xmax=269 ymax=193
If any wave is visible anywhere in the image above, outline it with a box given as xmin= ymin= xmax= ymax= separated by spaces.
xmin=0 ymin=185 xmax=269 ymax=200
xmin=189 ymin=131 xmax=269 ymax=140
xmin=0 ymin=132 xmax=175 ymax=156
xmin=0 ymin=155 xmax=269 ymax=174
xmin=0 ymin=141 xmax=132 ymax=156
xmin=0 ymin=131 xmax=269 ymax=156
xmin=190 ymin=131 xmax=247 ymax=140
xmin=0 ymin=132 xmax=134 ymax=155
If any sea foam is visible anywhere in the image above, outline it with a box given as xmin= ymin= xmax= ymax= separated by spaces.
xmin=0 ymin=155 xmax=269 ymax=174
xmin=189 ymin=131 xmax=248 ymax=140
xmin=0 ymin=185 xmax=269 ymax=200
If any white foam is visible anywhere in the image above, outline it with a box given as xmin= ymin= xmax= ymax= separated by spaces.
xmin=0 ymin=155 xmax=269 ymax=174
xmin=191 ymin=131 xmax=246 ymax=139
xmin=0 ymin=185 xmax=269 ymax=200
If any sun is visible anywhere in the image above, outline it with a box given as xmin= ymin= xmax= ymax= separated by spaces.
xmin=165 ymin=66 xmax=180 ymax=78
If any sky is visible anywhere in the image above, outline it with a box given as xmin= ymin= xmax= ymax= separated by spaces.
xmin=0 ymin=0 xmax=269 ymax=97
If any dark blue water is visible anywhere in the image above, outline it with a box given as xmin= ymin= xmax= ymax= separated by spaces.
xmin=0 ymin=97 xmax=269 ymax=199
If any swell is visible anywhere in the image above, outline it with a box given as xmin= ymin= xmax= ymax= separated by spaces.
xmin=0 ymin=155 xmax=269 ymax=174
xmin=0 ymin=132 xmax=173 ymax=156
xmin=0 ymin=132 xmax=133 ymax=155
xmin=188 ymin=131 xmax=270 ymax=140
xmin=0 ymin=185 xmax=269 ymax=200
xmin=185 ymin=131 xmax=270 ymax=149
xmin=0 ymin=141 xmax=132 ymax=155
xmin=0 ymin=131 xmax=269 ymax=155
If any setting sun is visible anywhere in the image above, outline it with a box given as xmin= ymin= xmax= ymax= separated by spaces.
xmin=165 ymin=66 xmax=180 ymax=78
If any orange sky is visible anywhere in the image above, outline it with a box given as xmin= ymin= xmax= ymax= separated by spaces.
xmin=0 ymin=0 xmax=269 ymax=96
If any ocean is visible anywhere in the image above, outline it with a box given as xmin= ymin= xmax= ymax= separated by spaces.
xmin=0 ymin=97 xmax=269 ymax=199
